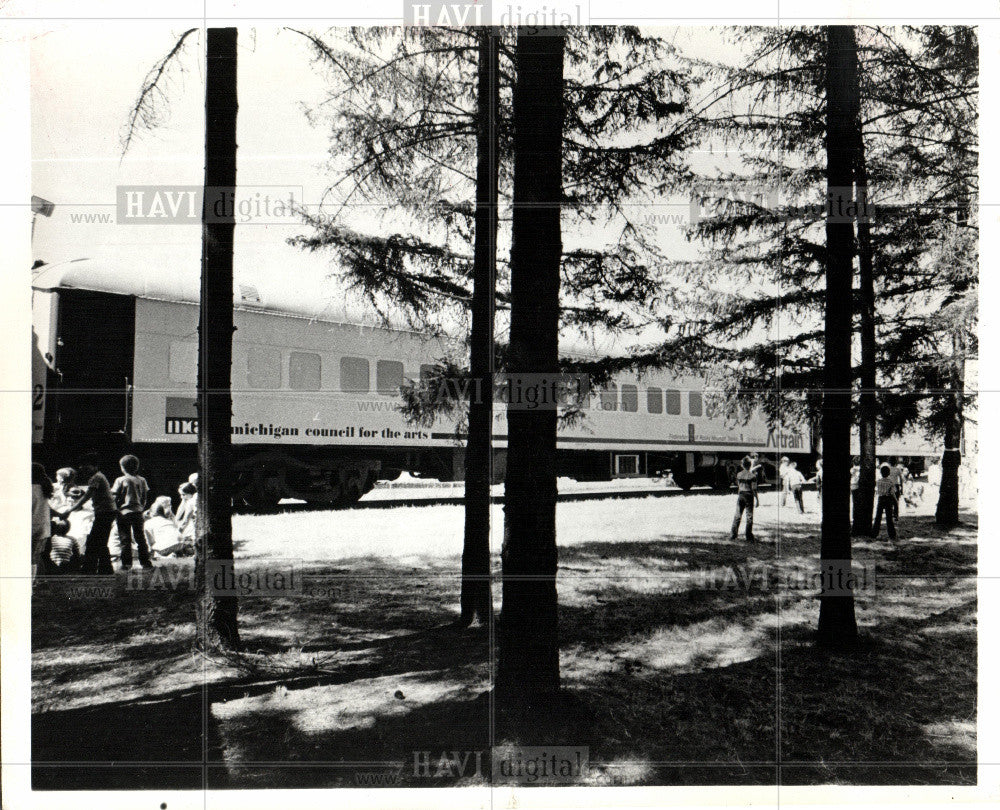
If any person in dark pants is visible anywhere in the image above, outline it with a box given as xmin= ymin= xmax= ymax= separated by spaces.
xmin=111 ymin=454 xmax=153 ymax=570
xmin=849 ymin=458 xmax=861 ymax=522
xmin=872 ymin=464 xmax=898 ymax=541
xmin=56 ymin=454 xmax=115 ymax=575
xmin=747 ymin=452 xmax=763 ymax=506
xmin=730 ymin=457 xmax=757 ymax=543
xmin=785 ymin=461 xmax=807 ymax=513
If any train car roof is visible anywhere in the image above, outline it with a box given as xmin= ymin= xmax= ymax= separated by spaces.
xmin=29 ymin=258 xmax=690 ymax=365
xmin=30 ymin=258 xmax=427 ymax=332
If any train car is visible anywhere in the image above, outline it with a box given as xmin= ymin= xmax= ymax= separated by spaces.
xmin=30 ymin=259 xmax=840 ymax=508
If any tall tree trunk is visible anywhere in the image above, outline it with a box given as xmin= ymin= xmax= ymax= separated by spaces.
xmin=195 ymin=27 xmax=240 ymax=651
xmin=936 ymin=333 xmax=965 ymax=526
xmin=497 ymin=29 xmax=565 ymax=703
xmin=817 ymin=25 xmax=859 ymax=646
xmin=458 ymin=28 xmax=499 ymax=628
xmin=853 ymin=126 xmax=877 ymax=536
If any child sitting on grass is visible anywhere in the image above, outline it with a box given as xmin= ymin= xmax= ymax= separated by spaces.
xmin=175 ymin=482 xmax=198 ymax=543
xmin=144 ymin=496 xmax=193 ymax=557
xmin=46 ymin=518 xmax=81 ymax=574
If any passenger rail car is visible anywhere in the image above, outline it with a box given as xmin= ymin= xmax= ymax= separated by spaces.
xmin=31 ymin=260 xmax=933 ymax=509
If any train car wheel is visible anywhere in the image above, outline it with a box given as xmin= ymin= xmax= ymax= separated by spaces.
xmin=712 ymin=465 xmax=732 ymax=490
xmin=673 ymin=471 xmax=693 ymax=491
xmin=233 ymin=473 xmax=281 ymax=513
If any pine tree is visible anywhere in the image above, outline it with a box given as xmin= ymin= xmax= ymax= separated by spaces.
xmin=671 ymin=26 xmax=976 ymax=514
xmin=290 ymin=26 xmax=694 ymax=627
xmin=497 ymin=27 xmax=565 ymax=704
xmin=122 ymin=27 xmax=242 ymax=650
xmin=196 ymin=27 xmax=241 ymax=650
xmin=817 ymin=25 xmax=859 ymax=646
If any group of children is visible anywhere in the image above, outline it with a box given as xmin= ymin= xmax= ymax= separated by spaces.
xmin=31 ymin=453 xmax=199 ymax=577
xmin=729 ymin=453 xmax=913 ymax=543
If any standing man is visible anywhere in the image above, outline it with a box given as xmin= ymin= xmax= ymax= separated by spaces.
xmin=730 ymin=457 xmax=757 ymax=543
xmin=778 ymin=456 xmax=790 ymax=506
xmin=849 ymin=457 xmax=861 ymax=523
xmin=814 ymin=456 xmax=824 ymax=508
xmin=57 ymin=453 xmax=115 ymax=575
xmin=873 ymin=464 xmax=899 ymax=541
xmin=891 ymin=458 xmax=908 ymax=518
xmin=749 ymin=452 xmax=763 ymax=507
xmin=785 ymin=461 xmax=807 ymax=513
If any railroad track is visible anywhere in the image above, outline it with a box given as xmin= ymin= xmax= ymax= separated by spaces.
xmin=263 ymin=484 xmax=776 ymax=514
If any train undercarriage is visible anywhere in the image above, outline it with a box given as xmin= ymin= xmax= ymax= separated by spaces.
xmin=33 ymin=439 xmax=788 ymax=513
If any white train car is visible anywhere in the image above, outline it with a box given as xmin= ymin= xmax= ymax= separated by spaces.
xmin=30 ymin=259 xmax=824 ymax=508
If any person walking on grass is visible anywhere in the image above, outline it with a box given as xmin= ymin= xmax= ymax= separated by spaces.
xmin=730 ymin=456 xmax=757 ymax=543
xmin=813 ymin=456 xmax=823 ymax=507
xmin=778 ymin=456 xmax=790 ymax=506
xmin=872 ymin=464 xmax=898 ymax=541
xmin=111 ymin=454 xmax=152 ymax=570
xmin=784 ymin=461 xmax=806 ymax=513
xmin=57 ymin=453 xmax=115 ymax=575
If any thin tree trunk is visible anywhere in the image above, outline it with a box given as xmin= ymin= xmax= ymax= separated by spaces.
xmin=195 ymin=27 xmax=240 ymax=651
xmin=458 ymin=28 xmax=499 ymax=628
xmin=936 ymin=333 xmax=964 ymax=526
xmin=497 ymin=29 xmax=565 ymax=703
xmin=817 ymin=25 xmax=859 ymax=646
xmin=853 ymin=125 xmax=877 ymax=536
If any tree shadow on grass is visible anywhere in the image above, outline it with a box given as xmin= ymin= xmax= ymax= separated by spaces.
xmin=32 ymin=511 xmax=977 ymax=789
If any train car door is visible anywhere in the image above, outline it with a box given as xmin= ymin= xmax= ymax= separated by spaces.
xmin=32 ymin=290 xmax=59 ymax=445
xmin=53 ymin=289 xmax=136 ymax=446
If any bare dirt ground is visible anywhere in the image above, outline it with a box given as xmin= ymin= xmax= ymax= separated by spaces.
xmin=31 ymin=488 xmax=977 ymax=788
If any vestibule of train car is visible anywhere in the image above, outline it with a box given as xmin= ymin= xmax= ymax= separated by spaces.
xmin=51 ymin=289 xmax=136 ymax=446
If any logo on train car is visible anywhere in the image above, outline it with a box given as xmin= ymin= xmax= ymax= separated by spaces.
xmin=165 ymin=397 xmax=199 ymax=434
xmin=766 ymin=429 xmax=805 ymax=450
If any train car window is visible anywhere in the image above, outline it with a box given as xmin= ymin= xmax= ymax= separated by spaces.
xmin=647 ymin=387 xmax=663 ymax=413
xmin=247 ymin=347 xmax=281 ymax=389
xmin=169 ymin=341 xmax=197 ymax=384
xmin=340 ymin=357 xmax=370 ymax=393
xmin=600 ymin=383 xmax=618 ymax=411
xmin=289 ymin=351 xmax=322 ymax=391
xmin=377 ymin=360 xmax=404 ymax=395
xmin=688 ymin=391 xmax=703 ymax=417
xmin=569 ymin=377 xmax=589 ymax=410
xmin=621 ymin=384 xmax=638 ymax=412
xmin=665 ymin=389 xmax=682 ymax=415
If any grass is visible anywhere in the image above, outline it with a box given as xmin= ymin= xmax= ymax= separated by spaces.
xmin=31 ymin=490 xmax=977 ymax=788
